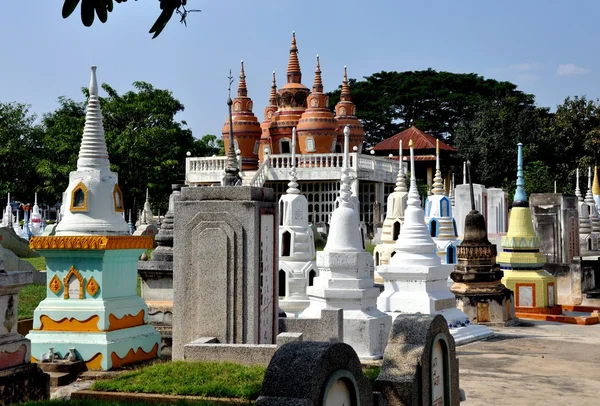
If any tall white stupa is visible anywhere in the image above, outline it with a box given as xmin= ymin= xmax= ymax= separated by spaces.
xmin=300 ymin=126 xmax=391 ymax=360
xmin=278 ymin=128 xmax=317 ymax=317
xmin=584 ymin=166 xmax=600 ymax=237
xmin=376 ymin=140 xmax=493 ymax=345
xmin=3 ymin=193 xmax=13 ymax=227
xmin=424 ymin=140 xmax=459 ymax=264
xmin=30 ymin=193 xmax=42 ymax=236
xmin=373 ymin=140 xmax=408 ymax=268
xmin=575 ymin=168 xmax=596 ymax=251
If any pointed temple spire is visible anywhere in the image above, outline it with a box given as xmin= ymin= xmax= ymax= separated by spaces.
xmin=407 ymin=139 xmax=421 ymax=209
xmin=312 ymin=55 xmax=323 ymax=93
xmin=340 ymin=66 xmax=351 ymax=102
xmin=394 ymin=140 xmax=407 ymax=193
xmin=238 ymin=60 xmax=248 ymax=97
xmin=287 ymin=127 xmax=300 ymax=195
xmin=269 ymin=71 xmax=277 ymax=106
xmin=514 ymin=143 xmax=527 ymax=203
xmin=432 ymin=139 xmax=444 ymax=195
xmin=593 ymin=165 xmax=600 ymax=196
xmin=77 ymin=66 xmax=110 ymax=171
xmin=286 ymin=31 xmax=301 ymax=84
xmin=450 ymin=173 xmax=456 ymax=206
xmin=463 ymin=161 xmax=467 ymax=184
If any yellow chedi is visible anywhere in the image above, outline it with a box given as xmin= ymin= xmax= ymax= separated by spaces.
xmin=497 ymin=143 xmax=558 ymax=312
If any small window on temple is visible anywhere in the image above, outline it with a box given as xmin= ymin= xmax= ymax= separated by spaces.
xmin=335 ymin=143 xmax=343 ymax=153
xmin=306 ymin=137 xmax=315 ymax=152
xmin=253 ymin=141 xmax=260 ymax=155
xmin=281 ymin=140 xmax=291 ymax=154
xmin=70 ymin=182 xmax=88 ymax=212
xmin=113 ymin=185 xmax=124 ymax=212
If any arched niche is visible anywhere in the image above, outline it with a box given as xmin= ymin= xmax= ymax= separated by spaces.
xmin=70 ymin=182 xmax=88 ymax=212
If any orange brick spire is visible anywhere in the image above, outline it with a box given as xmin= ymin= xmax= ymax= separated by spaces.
xmin=237 ymin=60 xmax=248 ymax=97
xmin=286 ymin=32 xmax=302 ymax=84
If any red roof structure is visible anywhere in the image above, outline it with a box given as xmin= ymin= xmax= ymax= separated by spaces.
xmin=372 ymin=126 xmax=456 ymax=153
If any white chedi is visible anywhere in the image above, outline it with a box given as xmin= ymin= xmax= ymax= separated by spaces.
xmin=300 ymin=126 xmax=391 ymax=360
xmin=373 ymin=140 xmax=408 ymax=267
xmin=278 ymin=128 xmax=317 ymax=317
xmin=2 ymin=193 xmax=13 ymax=227
xmin=138 ymin=188 xmax=156 ymax=226
xmin=376 ymin=140 xmax=493 ymax=345
xmin=585 ymin=166 xmax=600 ymax=236
xmin=30 ymin=193 xmax=43 ymax=236
xmin=424 ymin=140 xmax=459 ymax=265
xmin=575 ymin=168 xmax=597 ymax=251
xmin=55 ymin=66 xmax=129 ymax=236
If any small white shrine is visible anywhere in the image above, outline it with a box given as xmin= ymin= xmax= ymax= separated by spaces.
xmin=575 ymin=168 xmax=597 ymax=251
xmin=424 ymin=140 xmax=459 ymax=265
xmin=373 ymin=140 xmax=408 ymax=268
xmin=300 ymin=126 xmax=391 ymax=360
xmin=278 ymin=128 xmax=317 ymax=317
xmin=30 ymin=193 xmax=43 ymax=236
xmin=376 ymin=140 xmax=493 ymax=345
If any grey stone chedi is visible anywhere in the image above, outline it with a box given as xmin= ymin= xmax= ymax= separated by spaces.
xmin=172 ymin=186 xmax=278 ymax=360
xmin=138 ymin=184 xmax=182 ymax=337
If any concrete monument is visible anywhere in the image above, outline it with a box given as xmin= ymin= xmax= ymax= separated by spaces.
xmin=300 ymin=126 xmax=391 ymax=360
xmin=377 ymin=140 xmax=493 ymax=344
xmin=27 ymin=67 xmax=160 ymax=370
xmin=278 ymin=128 xmax=317 ymax=317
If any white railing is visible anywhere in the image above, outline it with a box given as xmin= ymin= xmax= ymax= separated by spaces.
xmin=186 ymin=153 xmax=400 ymax=184
xmin=250 ymin=157 xmax=271 ymax=187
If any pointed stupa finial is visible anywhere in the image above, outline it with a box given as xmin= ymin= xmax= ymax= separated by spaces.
xmin=514 ymin=143 xmax=527 ymax=203
xmin=593 ymin=165 xmax=600 ymax=196
xmin=34 ymin=192 xmax=38 ymax=205
xmin=461 ymin=160 xmax=491 ymax=245
xmin=432 ymin=139 xmax=444 ymax=195
xmin=588 ymin=166 xmax=592 ymax=190
xmin=269 ymin=71 xmax=277 ymax=105
xmin=449 ymin=173 xmax=456 ymax=206
xmin=575 ymin=168 xmax=583 ymax=201
xmin=407 ymin=139 xmax=421 ymax=207
xmin=146 ymin=188 xmax=150 ymax=202
xmin=394 ymin=139 xmax=407 ymax=192
xmin=467 ymin=160 xmax=475 ymax=211
xmin=341 ymin=65 xmax=351 ymax=101
xmin=238 ymin=60 xmax=248 ymax=97
xmin=463 ymin=161 xmax=467 ymax=184
xmin=339 ymin=126 xmax=352 ymax=205
xmin=312 ymin=55 xmax=323 ymax=93
xmin=585 ymin=166 xmax=596 ymax=206
xmin=77 ymin=66 xmax=110 ymax=171
xmin=287 ymin=127 xmax=300 ymax=194
xmin=287 ymin=31 xmax=301 ymax=84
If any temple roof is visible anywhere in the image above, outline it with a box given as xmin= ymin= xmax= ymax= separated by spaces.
xmin=373 ymin=126 xmax=456 ymax=153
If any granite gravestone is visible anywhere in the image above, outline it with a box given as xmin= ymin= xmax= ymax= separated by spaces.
xmin=172 ymin=186 xmax=278 ymax=360
xmin=0 ymin=261 xmax=49 ymax=404
xmin=375 ymin=314 xmax=460 ymax=406
xmin=256 ymin=341 xmax=373 ymax=406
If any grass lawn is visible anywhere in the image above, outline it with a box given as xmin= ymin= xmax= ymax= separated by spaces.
xmin=91 ymin=361 xmax=381 ymax=401
xmin=18 ymin=284 xmax=46 ymax=320
xmin=92 ymin=361 xmax=265 ymax=400
xmin=23 ymin=256 xmax=47 ymax=271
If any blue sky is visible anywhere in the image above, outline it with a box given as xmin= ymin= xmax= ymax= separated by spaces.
xmin=1 ymin=1 xmax=598 ymax=138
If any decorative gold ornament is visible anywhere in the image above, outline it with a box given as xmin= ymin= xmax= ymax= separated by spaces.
xmin=49 ymin=274 xmax=62 ymax=294
xmin=30 ymin=235 xmax=153 ymax=250
xmin=86 ymin=276 xmax=100 ymax=297
xmin=70 ymin=182 xmax=89 ymax=212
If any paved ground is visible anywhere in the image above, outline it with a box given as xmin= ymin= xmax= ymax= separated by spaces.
xmin=459 ymin=320 xmax=600 ymax=406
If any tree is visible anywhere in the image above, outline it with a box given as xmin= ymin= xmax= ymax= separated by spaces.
xmin=0 ymin=102 xmax=43 ymax=203
xmin=193 ymin=134 xmax=224 ymax=157
xmin=61 ymin=0 xmax=201 ymax=38
xmin=453 ymin=96 xmax=550 ymax=191
xmin=327 ymin=69 xmax=536 ymax=147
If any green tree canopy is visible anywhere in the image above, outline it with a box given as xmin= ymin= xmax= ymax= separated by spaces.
xmin=0 ymin=102 xmax=43 ymax=203
xmin=327 ymin=69 xmax=536 ymax=147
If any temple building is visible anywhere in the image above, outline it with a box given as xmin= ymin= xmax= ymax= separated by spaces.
xmin=450 ymin=163 xmax=515 ymax=326
xmin=497 ymin=143 xmax=559 ymax=314
xmin=187 ymin=32 xmax=402 ymax=228
xmin=424 ymin=140 xmax=459 ymax=264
